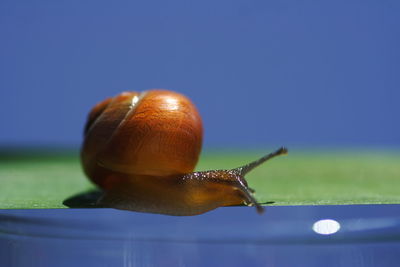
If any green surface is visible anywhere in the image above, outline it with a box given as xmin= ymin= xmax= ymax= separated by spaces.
xmin=0 ymin=149 xmax=400 ymax=209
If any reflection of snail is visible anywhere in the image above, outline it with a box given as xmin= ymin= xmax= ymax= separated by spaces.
xmin=81 ymin=89 xmax=288 ymax=215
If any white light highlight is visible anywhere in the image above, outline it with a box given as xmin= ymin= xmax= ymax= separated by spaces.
xmin=312 ymin=219 xmax=341 ymax=235
xmin=131 ymin=95 xmax=139 ymax=107
xmin=164 ymin=97 xmax=179 ymax=111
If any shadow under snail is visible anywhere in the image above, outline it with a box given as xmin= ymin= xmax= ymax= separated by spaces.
xmin=81 ymin=89 xmax=288 ymax=216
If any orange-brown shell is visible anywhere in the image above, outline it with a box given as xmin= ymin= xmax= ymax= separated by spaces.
xmin=81 ymin=90 xmax=203 ymax=188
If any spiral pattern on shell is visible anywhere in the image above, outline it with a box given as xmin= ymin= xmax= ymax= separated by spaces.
xmin=81 ymin=90 xmax=203 ymax=188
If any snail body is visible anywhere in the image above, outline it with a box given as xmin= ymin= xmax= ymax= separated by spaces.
xmin=81 ymin=89 xmax=287 ymax=215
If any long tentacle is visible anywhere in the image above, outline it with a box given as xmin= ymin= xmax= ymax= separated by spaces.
xmin=234 ymin=147 xmax=288 ymax=176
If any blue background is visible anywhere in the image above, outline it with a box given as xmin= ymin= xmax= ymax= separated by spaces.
xmin=1 ymin=0 xmax=399 ymax=149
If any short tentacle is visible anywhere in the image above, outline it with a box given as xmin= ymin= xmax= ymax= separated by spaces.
xmin=231 ymin=174 xmax=265 ymax=213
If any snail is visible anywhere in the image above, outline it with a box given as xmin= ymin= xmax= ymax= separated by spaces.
xmin=81 ymin=89 xmax=287 ymax=216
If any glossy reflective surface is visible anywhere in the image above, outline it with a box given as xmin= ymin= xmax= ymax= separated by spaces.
xmin=1 ymin=205 xmax=400 ymax=266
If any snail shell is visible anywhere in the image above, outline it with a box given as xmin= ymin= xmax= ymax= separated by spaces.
xmin=82 ymin=90 xmax=202 ymax=188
